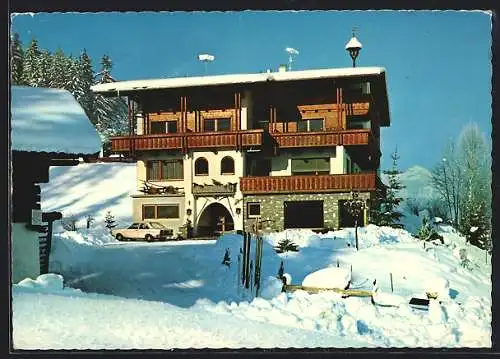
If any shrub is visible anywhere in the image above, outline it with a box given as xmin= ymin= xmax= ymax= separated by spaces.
xmin=275 ymin=238 xmax=299 ymax=253
xmin=104 ymin=211 xmax=117 ymax=230
xmin=61 ymin=214 xmax=78 ymax=231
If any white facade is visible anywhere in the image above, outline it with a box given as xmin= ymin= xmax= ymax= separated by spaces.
xmin=135 ymin=150 xmax=245 ymax=235
xmin=269 ymin=146 xmax=347 ymax=176
xmin=11 ymin=223 xmax=40 ymax=284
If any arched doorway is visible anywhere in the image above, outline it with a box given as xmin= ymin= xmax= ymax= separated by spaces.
xmin=197 ymin=203 xmax=234 ymax=237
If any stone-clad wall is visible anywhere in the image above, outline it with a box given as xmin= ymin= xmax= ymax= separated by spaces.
xmin=243 ymin=192 xmax=371 ymax=233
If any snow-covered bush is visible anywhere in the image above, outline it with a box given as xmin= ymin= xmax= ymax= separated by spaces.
xmin=275 ymin=238 xmax=299 ymax=253
xmin=416 ymin=216 xmax=443 ymax=243
xmin=61 ymin=213 xmax=79 ymax=231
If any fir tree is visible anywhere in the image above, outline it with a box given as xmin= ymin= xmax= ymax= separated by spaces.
xmin=36 ymin=50 xmax=52 ymax=87
xmin=93 ymin=54 xmax=128 ymax=154
xmin=10 ymin=32 xmax=24 ymax=85
xmin=104 ymin=211 xmax=117 ymax=230
xmin=22 ymin=38 xmax=42 ymax=86
xmin=378 ymin=147 xmax=406 ymax=228
xmin=71 ymin=49 xmax=97 ymax=125
xmin=48 ymin=49 xmax=69 ymax=89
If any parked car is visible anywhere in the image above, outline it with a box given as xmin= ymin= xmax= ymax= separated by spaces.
xmin=111 ymin=221 xmax=175 ymax=242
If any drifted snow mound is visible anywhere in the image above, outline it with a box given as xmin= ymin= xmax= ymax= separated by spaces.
xmin=17 ymin=273 xmax=65 ymax=291
xmin=55 ymin=227 xmax=118 ymax=246
xmin=260 ymin=276 xmax=284 ymax=299
xmin=302 ymin=267 xmax=351 ymax=289
xmin=15 ymin=273 xmax=83 ymax=296
xmin=425 ymin=277 xmax=450 ymax=300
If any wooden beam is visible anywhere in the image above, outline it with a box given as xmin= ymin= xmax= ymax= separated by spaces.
xmin=284 ymin=284 xmax=373 ymax=297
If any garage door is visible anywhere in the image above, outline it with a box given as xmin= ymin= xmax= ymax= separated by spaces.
xmin=284 ymin=200 xmax=324 ymax=229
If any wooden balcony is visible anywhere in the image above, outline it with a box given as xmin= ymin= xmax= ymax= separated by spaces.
xmin=192 ymin=183 xmax=237 ymax=197
xmin=110 ymin=129 xmax=264 ymax=153
xmin=271 ymin=129 xmax=371 ymax=148
xmin=240 ymin=172 xmax=377 ymax=194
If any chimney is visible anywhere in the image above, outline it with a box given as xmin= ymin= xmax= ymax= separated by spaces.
xmin=278 ymin=64 xmax=287 ymax=73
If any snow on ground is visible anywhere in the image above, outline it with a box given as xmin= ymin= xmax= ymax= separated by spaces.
xmin=12 ymin=163 xmax=491 ymax=349
xmin=41 ymin=163 xmax=136 ymax=230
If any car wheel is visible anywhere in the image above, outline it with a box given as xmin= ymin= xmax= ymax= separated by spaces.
xmin=145 ymin=234 xmax=154 ymax=242
xmin=115 ymin=234 xmax=124 ymax=241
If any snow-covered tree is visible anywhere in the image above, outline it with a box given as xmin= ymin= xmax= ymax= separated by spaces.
xmin=457 ymin=124 xmax=491 ymax=249
xmin=431 ymin=140 xmax=463 ymax=227
xmin=10 ymin=32 xmax=24 ymax=85
xmin=22 ymin=38 xmax=42 ymax=86
xmin=432 ymin=123 xmax=491 ymax=250
xmin=378 ymin=147 xmax=406 ymax=228
xmin=36 ymin=50 xmax=52 ymax=88
xmin=70 ymin=49 xmax=97 ymax=125
xmin=93 ymin=54 xmax=128 ymax=155
xmin=48 ymin=49 xmax=70 ymax=89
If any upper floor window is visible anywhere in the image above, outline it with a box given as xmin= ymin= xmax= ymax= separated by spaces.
xmin=221 ymin=156 xmax=235 ymax=175
xmin=297 ymin=118 xmax=324 ymax=132
xmin=204 ymin=118 xmax=231 ymax=132
xmin=146 ymin=160 xmax=183 ymax=181
xmin=291 ymin=158 xmax=330 ymax=175
xmin=195 ymin=157 xmax=209 ymax=176
xmin=150 ymin=120 xmax=178 ymax=134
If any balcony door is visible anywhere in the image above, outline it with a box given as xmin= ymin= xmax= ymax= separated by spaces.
xmin=284 ymin=200 xmax=323 ymax=229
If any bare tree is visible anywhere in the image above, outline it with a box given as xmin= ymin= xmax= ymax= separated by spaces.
xmin=431 ymin=140 xmax=463 ymax=227
xmin=431 ymin=123 xmax=491 ymax=249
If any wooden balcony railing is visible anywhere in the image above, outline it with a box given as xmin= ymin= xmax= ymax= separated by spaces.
xmin=240 ymin=172 xmax=377 ymax=194
xmin=110 ymin=129 xmax=264 ymax=153
xmin=192 ymin=183 xmax=237 ymax=196
xmin=271 ymin=129 xmax=371 ymax=148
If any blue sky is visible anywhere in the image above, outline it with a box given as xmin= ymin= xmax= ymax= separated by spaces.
xmin=11 ymin=11 xmax=492 ymax=171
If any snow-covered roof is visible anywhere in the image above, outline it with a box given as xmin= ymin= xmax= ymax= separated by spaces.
xmin=11 ymin=86 xmax=102 ymax=155
xmin=345 ymin=36 xmax=363 ymax=50
xmin=91 ymin=67 xmax=385 ymax=94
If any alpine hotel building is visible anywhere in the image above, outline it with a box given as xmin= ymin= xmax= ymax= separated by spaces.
xmin=91 ymin=64 xmax=390 ymax=237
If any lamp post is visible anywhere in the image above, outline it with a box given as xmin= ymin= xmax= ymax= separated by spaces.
xmin=345 ymin=28 xmax=363 ymax=68
xmin=344 ymin=191 xmax=366 ymax=250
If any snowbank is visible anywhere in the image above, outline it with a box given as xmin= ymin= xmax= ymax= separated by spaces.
xmin=302 ymin=267 xmax=351 ymax=290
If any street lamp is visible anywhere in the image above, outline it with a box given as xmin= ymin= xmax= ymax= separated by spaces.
xmin=345 ymin=28 xmax=363 ymax=68
xmin=343 ymin=191 xmax=366 ymax=250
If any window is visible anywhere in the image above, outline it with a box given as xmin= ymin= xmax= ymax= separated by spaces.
xmin=146 ymin=160 xmax=183 ymax=180
xmin=247 ymin=202 xmax=261 ymax=218
xmin=195 ymin=157 xmax=209 ymax=176
xmin=297 ymin=118 xmax=324 ymax=132
xmin=142 ymin=205 xmax=180 ymax=220
xmin=221 ymin=156 xmax=235 ymax=175
xmin=291 ymin=158 xmax=330 ymax=175
xmin=128 ymin=223 xmax=140 ymax=229
xmin=150 ymin=120 xmax=178 ymax=134
xmin=157 ymin=205 xmax=180 ymax=219
xmin=204 ymin=118 xmax=231 ymax=132
xmin=143 ymin=206 xmax=155 ymax=219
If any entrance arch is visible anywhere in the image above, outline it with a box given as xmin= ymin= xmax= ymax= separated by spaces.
xmin=196 ymin=203 xmax=234 ymax=237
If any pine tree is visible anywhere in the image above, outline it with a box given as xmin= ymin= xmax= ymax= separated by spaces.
xmin=70 ymin=49 xmax=97 ymax=125
xmin=93 ymin=54 xmax=128 ymax=155
xmin=10 ymin=32 xmax=24 ymax=85
xmin=48 ymin=49 xmax=68 ymax=89
xmin=37 ymin=50 xmax=52 ymax=87
xmin=378 ymin=147 xmax=406 ymax=228
xmin=104 ymin=211 xmax=117 ymax=230
xmin=22 ymin=38 xmax=42 ymax=86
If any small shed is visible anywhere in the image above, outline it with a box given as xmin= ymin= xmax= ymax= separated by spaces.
xmin=10 ymin=86 xmax=101 ymax=283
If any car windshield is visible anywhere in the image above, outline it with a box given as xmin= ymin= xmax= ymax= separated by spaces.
xmin=149 ymin=222 xmax=166 ymax=229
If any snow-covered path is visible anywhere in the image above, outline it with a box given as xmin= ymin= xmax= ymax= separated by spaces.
xmin=51 ymin=239 xmax=252 ymax=308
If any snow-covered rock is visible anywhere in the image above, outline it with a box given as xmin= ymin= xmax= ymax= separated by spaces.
xmin=302 ymin=267 xmax=351 ymax=289
xmin=260 ymin=276 xmax=284 ymax=299
xmin=428 ymin=299 xmax=448 ymax=324
xmin=425 ymin=277 xmax=450 ymax=300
